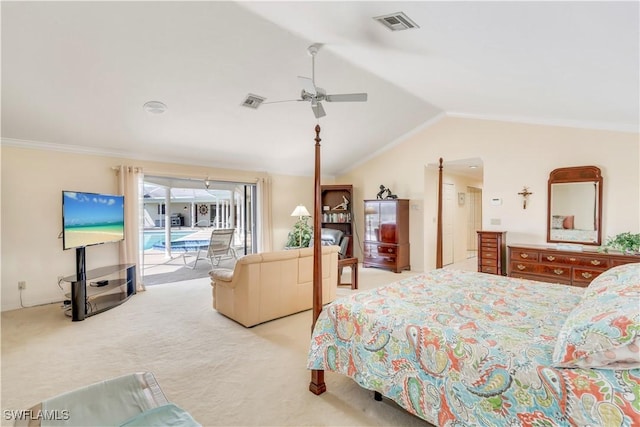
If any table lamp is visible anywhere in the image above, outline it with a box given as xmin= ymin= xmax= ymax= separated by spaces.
xmin=291 ymin=204 xmax=311 ymax=247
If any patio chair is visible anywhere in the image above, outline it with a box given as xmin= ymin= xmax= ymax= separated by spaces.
xmin=186 ymin=228 xmax=237 ymax=269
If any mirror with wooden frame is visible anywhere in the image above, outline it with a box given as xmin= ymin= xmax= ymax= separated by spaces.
xmin=547 ymin=166 xmax=603 ymax=245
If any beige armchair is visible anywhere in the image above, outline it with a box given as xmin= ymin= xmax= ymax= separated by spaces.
xmin=210 ymin=246 xmax=339 ymax=327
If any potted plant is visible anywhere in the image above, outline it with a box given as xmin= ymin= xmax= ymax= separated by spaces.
xmin=600 ymin=232 xmax=640 ymax=254
xmin=286 ymin=217 xmax=313 ymax=248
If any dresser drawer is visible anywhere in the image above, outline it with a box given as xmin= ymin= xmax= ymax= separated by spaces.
xmin=540 ymin=253 xmax=609 ymax=268
xmin=611 ymin=255 xmax=640 ymax=266
xmin=480 ymin=251 xmax=498 ymax=261
xmin=481 ymin=257 xmax=498 ymax=267
xmin=510 ymin=249 xmax=539 ymax=262
xmin=510 ymin=261 xmax=572 ymax=281
xmin=510 ymin=261 xmax=537 ymax=275
xmin=377 ymin=245 xmax=397 ymax=255
xmin=480 ymin=265 xmax=498 ymax=274
xmin=365 ymin=244 xmax=396 ymax=262
xmin=573 ymin=268 xmax=605 ymax=284
xmin=481 ymin=239 xmax=498 ymax=249
xmin=539 ymin=264 xmax=572 ymax=280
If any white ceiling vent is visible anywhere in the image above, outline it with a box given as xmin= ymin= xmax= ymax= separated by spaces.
xmin=241 ymin=94 xmax=265 ymax=109
xmin=374 ymin=12 xmax=419 ymax=31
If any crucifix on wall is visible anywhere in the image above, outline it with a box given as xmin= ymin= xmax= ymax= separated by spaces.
xmin=518 ymin=186 xmax=533 ymax=209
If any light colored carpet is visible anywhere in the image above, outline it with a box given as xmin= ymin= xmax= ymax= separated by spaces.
xmin=142 ymin=253 xmax=237 ymax=286
xmin=1 ymin=265 xmax=444 ymax=427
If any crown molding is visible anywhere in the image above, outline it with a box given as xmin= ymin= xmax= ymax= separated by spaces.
xmin=0 ymin=137 xmax=270 ymax=175
xmin=445 ymin=112 xmax=639 ymax=134
xmin=0 ymin=137 xmax=132 ymax=157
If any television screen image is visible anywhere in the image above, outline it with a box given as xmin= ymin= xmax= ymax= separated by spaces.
xmin=62 ymin=191 xmax=125 ymax=250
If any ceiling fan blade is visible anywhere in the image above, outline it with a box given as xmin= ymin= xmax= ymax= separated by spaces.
xmin=298 ymin=76 xmax=317 ymax=95
xmin=261 ymin=99 xmax=304 ymax=105
xmin=312 ymin=102 xmax=326 ymax=119
xmin=325 ymin=93 xmax=368 ymax=102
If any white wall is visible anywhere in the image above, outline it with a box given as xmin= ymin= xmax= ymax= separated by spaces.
xmin=339 ymin=116 xmax=639 ymax=271
xmin=2 ymin=116 xmax=638 ymax=310
xmin=0 ymin=145 xmax=313 ymax=311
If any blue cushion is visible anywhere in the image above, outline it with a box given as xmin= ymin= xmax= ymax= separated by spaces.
xmin=119 ymin=404 xmax=200 ymax=427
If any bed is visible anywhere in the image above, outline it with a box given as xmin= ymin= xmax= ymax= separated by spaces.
xmin=304 ymin=151 xmax=639 ymax=425
xmin=308 ymin=264 xmax=640 ymax=425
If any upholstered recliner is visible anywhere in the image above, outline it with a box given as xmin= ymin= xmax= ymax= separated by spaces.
xmin=318 ymin=228 xmax=349 ymax=259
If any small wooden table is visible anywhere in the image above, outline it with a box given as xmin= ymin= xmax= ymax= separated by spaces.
xmin=337 ymin=257 xmax=358 ymax=290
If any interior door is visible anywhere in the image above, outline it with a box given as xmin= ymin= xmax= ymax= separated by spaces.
xmin=442 ymin=183 xmax=455 ymax=265
xmin=466 ymin=186 xmax=482 ymax=257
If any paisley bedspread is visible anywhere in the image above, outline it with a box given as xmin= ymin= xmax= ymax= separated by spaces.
xmin=307 ymin=269 xmax=640 ymax=426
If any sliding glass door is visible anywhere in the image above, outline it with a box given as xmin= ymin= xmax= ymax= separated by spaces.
xmin=141 ymin=176 xmax=257 ymax=283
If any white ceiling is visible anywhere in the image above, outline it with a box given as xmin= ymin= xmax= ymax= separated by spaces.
xmin=2 ymin=1 xmax=638 ymax=177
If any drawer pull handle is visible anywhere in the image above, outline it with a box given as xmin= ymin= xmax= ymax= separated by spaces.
xmin=581 ymin=272 xmax=593 ymax=279
xmin=388 ymin=248 xmax=393 ymax=253
xmin=520 ymin=253 xmax=529 ymax=259
xmin=590 ymin=260 xmax=601 ymax=266
xmin=553 ymin=268 xmax=564 ymax=275
xmin=546 ymin=256 xmax=555 ymax=261
xmin=569 ymin=258 xmax=576 ymax=262
xmin=516 ymin=264 xmax=526 ymax=271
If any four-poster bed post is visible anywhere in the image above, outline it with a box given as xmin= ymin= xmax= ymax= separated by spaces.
xmin=436 ymin=157 xmax=444 ymax=268
xmin=309 ymin=155 xmax=446 ymax=395
xmin=309 ymin=124 xmax=326 ymax=395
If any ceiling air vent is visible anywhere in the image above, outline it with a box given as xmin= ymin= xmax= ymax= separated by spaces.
xmin=241 ymin=94 xmax=266 ymax=109
xmin=374 ymin=12 xmax=419 ymax=31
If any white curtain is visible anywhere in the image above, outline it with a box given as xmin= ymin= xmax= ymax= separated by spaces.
xmin=256 ymin=176 xmax=273 ymax=252
xmin=116 ymin=165 xmax=145 ymax=292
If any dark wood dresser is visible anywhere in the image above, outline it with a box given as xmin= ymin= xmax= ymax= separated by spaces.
xmin=477 ymin=231 xmax=507 ymax=275
xmin=508 ymin=244 xmax=639 ymax=287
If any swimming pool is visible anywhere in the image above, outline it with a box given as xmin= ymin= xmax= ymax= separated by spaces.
xmin=151 ymin=239 xmax=210 ymax=252
xmin=143 ymin=231 xmax=195 ymax=250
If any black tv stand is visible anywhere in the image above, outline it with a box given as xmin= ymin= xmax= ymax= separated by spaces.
xmin=63 ymin=247 xmax=136 ymax=321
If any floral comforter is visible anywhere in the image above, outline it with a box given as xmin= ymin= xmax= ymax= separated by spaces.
xmin=307 ymin=269 xmax=640 ymax=426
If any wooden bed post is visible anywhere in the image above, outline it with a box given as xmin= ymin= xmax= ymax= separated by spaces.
xmin=436 ymin=158 xmax=444 ymax=269
xmin=309 ymin=124 xmax=326 ymax=395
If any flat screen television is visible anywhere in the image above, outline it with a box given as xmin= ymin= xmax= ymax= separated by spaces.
xmin=62 ymin=191 xmax=125 ymax=250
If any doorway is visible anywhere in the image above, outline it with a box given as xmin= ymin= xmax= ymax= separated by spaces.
xmin=426 ymin=157 xmax=483 ymax=271
xmin=442 ymin=183 xmax=455 ymax=265
xmin=466 ymin=186 xmax=483 ymax=259
xmin=141 ymin=176 xmax=257 ymax=285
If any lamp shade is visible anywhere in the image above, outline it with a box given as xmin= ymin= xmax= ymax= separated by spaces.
xmin=291 ymin=205 xmax=311 ymax=217
xmin=364 ymin=206 xmax=377 ymax=215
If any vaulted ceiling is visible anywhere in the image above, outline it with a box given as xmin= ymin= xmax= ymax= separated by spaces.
xmin=2 ymin=1 xmax=638 ymax=177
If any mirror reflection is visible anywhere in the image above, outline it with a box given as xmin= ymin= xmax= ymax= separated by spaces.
xmin=549 ymin=182 xmax=598 ymax=243
xmin=547 ymin=166 xmax=602 ymax=246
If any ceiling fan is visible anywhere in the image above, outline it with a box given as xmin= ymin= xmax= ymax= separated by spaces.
xmin=247 ymin=43 xmax=368 ymax=119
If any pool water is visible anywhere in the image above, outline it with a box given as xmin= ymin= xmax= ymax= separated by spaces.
xmin=143 ymin=231 xmax=194 ymax=250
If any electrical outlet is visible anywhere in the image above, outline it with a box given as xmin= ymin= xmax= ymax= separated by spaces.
xmin=18 ymin=281 xmax=26 ymax=290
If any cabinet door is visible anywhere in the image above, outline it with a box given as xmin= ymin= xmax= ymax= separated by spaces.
xmin=364 ymin=201 xmax=381 ymax=242
xmin=379 ymin=201 xmax=398 ymax=243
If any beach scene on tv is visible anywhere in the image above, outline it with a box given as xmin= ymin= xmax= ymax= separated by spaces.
xmin=63 ymin=191 xmax=125 ymax=249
